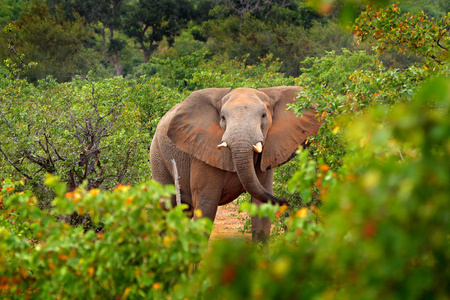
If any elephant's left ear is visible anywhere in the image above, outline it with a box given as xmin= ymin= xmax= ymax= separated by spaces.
xmin=258 ymin=86 xmax=322 ymax=171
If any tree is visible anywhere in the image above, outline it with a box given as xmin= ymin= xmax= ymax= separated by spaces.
xmin=212 ymin=0 xmax=292 ymax=18
xmin=354 ymin=3 xmax=449 ymax=65
xmin=0 ymin=1 xmax=95 ymax=82
xmin=0 ymin=0 xmax=26 ymax=27
xmin=202 ymin=15 xmax=352 ymax=76
xmin=55 ymin=0 xmax=128 ymax=76
xmin=122 ymin=0 xmax=194 ymax=63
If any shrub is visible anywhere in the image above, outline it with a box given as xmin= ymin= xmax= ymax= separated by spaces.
xmin=149 ymin=49 xmax=209 ymax=91
xmin=188 ymin=53 xmax=295 ymax=89
xmin=0 ymin=75 xmax=151 ymax=208
xmin=129 ymin=76 xmax=183 ymax=137
xmin=354 ymin=3 xmax=449 ymax=65
xmin=288 ymin=4 xmax=449 ymax=208
xmin=0 ymin=176 xmax=212 ymax=299
xmin=202 ymin=14 xmax=353 ymax=77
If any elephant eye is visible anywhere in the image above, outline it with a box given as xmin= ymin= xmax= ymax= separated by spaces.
xmin=262 ymin=113 xmax=267 ymax=118
xmin=221 ymin=115 xmax=226 ymax=121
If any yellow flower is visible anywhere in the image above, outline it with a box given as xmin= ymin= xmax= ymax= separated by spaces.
xmin=295 ymin=208 xmax=308 ymax=219
xmin=115 ymin=184 xmax=130 ymax=192
xmin=319 ymin=164 xmax=330 ymax=171
xmin=121 ymin=287 xmax=131 ymax=300
xmin=194 ymin=209 xmax=203 ymax=218
xmin=89 ymin=189 xmax=101 ymax=196
xmin=163 ymin=236 xmax=172 ymax=247
xmin=275 ymin=205 xmax=288 ymax=218
xmin=153 ymin=282 xmax=161 ymax=290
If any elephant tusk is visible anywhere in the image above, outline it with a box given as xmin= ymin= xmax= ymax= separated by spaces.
xmin=253 ymin=142 xmax=263 ymax=153
xmin=217 ymin=142 xmax=228 ymax=150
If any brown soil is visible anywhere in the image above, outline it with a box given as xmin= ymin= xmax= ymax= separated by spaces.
xmin=209 ymin=203 xmax=251 ymax=241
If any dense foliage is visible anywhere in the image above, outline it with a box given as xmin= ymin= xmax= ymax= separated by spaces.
xmin=0 ymin=1 xmax=96 ymax=82
xmin=1 ymin=1 xmax=449 ymax=299
xmin=184 ymin=77 xmax=449 ymax=298
xmin=0 ymin=75 xmax=152 ymax=210
xmin=184 ymin=5 xmax=449 ymax=298
xmin=1 ymin=177 xmax=212 ymax=298
xmin=4 ymin=0 xmax=446 ymax=82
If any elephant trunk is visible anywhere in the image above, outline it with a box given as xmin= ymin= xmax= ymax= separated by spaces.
xmin=230 ymin=140 xmax=287 ymax=206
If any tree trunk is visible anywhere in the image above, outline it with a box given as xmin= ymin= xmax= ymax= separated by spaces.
xmin=113 ymin=52 xmax=123 ymax=76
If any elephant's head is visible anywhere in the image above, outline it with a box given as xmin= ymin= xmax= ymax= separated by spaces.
xmin=167 ymin=87 xmax=322 ymax=205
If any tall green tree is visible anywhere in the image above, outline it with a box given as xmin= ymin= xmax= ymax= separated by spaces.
xmin=122 ymin=0 xmax=194 ymax=62
xmin=211 ymin=0 xmax=322 ymax=26
xmin=0 ymin=1 xmax=95 ymax=82
xmin=211 ymin=0 xmax=293 ymax=18
xmin=55 ymin=0 xmax=128 ymax=76
xmin=203 ymin=15 xmax=352 ymax=76
xmin=0 ymin=0 xmax=26 ymax=27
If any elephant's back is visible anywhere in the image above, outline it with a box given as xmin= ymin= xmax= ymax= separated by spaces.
xmin=152 ymin=103 xmax=184 ymax=155
xmin=155 ymin=103 xmax=182 ymax=132
xmin=151 ymin=103 xmax=192 ymax=179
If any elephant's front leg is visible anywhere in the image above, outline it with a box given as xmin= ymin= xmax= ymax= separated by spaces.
xmin=190 ymin=159 xmax=224 ymax=222
xmin=251 ymin=169 xmax=274 ymax=247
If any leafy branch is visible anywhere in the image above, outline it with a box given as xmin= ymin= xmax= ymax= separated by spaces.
xmin=353 ymin=4 xmax=449 ymax=65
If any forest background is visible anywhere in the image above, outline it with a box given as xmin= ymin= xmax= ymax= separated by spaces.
xmin=0 ymin=0 xmax=449 ymax=299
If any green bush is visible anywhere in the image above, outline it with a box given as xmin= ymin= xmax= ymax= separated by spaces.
xmin=289 ymin=55 xmax=445 ymax=206
xmin=288 ymin=4 xmax=449 ymax=208
xmin=149 ymin=49 xmax=209 ymax=91
xmin=0 ymin=75 xmax=151 ymax=208
xmin=150 ymin=49 xmax=294 ymax=92
xmin=188 ymin=52 xmax=294 ymax=89
xmin=0 ymin=176 xmax=212 ymax=299
xmin=202 ymin=13 xmax=353 ymax=77
xmin=156 ymin=31 xmax=206 ymax=60
xmin=128 ymin=76 xmax=183 ymax=137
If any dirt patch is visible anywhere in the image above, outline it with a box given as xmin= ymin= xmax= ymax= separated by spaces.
xmin=209 ymin=203 xmax=251 ymax=241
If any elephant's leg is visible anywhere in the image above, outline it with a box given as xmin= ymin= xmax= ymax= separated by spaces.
xmin=190 ymin=159 xmax=224 ymax=222
xmin=251 ymin=169 xmax=274 ymax=247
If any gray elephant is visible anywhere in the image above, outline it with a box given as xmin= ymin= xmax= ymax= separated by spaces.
xmin=150 ymin=86 xmax=321 ymax=244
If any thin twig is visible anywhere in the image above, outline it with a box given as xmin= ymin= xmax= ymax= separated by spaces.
xmin=398 ymin=150 xmax=404 ymax=161
xmin=436 ymin=38 xmax=448 ymax=51
xmin=82 ymin=76 xmax=96 ymax=102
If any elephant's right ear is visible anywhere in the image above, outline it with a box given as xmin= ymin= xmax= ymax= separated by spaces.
xmin=167 ymin=88 xmax=236 ymax=172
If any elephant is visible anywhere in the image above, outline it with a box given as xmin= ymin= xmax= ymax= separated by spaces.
xmin=150 ymin=86 xmax=321 ymax=244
